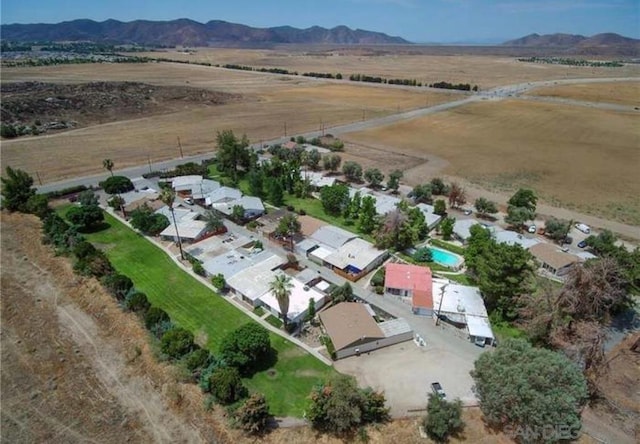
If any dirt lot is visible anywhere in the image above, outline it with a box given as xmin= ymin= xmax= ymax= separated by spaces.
xmin=0 ymin=212 xmax=235 ymax=443
xmin=136 ymin=48 xmax=640 ymax=89
xmin=343 ymin=99 xmax=640 ymax=225
xmin=1 ymin=63 xmax=454 ymax=183
xmin=528 ymin=81 xmax=640 ymax=107
xmin=1 ymin=81 xmax=239 ymax=135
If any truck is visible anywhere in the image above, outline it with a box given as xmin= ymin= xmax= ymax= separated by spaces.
xmin=575 ymin=223 xmax=591 ymax=234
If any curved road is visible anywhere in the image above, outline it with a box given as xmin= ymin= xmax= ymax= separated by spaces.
xmin=34 ymin=76 xmax=640 ymax=239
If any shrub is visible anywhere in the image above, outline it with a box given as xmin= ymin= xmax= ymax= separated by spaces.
xmin=211 ymin=273 xmax=226 ymax=291
xmin=209 ymin=366 xmax=248 ymax=405
xmin=74 ymin=250 xmax=113 ymax=278
xmin=161 ymin=327 xmax=196 ymax=360
xmin=185 ymin=348 xmax=214 ymax=373
xmin=101 ymin=273 xmax=134 ymax=301
xmin=423 ymin=394 xmax=464 ymax=442
xmin=413 ymin=247 xmax=433 ymax=263
xmin=145 ymin=306 xmax=170 ymax=330
xmin=235 ymin=393 xmax=270 ymax=434
xmin=192 ymin=261 xmax=206 ymax=276
xmin=124 ymin=291 xmax=151 ymax=313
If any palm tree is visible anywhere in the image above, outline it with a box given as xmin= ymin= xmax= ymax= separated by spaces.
xmin=102 ymin=159 xmax=114 ymax=177
xmin=269 ymin=274 xmax=293 ymax=329
xmin=160 ymin=189 xmax=184 ymax=260
xmin=203 ymin=210 xmax=224 ymax=234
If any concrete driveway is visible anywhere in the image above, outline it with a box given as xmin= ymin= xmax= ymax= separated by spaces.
xmin=335 ymin=336 xmax=481 ymax=418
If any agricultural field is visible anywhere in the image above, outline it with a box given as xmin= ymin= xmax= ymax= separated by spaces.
xmin=136 ymin=47 xmax=640 ymax=88
xmin=0 ymin=63 xmax=455 ymax=183
xmin=76 ymin=211 xmax=336 ymax=417
xmin=343 ymin=99 xmax=640 ymax=225
xmin=528 ymin=81 xmax=640 ymax=107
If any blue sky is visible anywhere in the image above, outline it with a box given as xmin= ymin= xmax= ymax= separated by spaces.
xmin=1 ymin=0 xmax=638 ymax=43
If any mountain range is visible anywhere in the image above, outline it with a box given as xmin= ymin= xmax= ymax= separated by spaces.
xmin=503 ymin=32 xmax=640 ymax=56
xmin=0 ymin=19 xmax=409 ymax=46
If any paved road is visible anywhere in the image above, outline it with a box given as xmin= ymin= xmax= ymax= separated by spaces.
xmin=35 ymin=76 xmax=640 ymax=240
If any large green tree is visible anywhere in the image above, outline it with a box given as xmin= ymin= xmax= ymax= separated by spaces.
xmin=1 ymin=166 xmax=36 ymax=212
xmin=545 ymin=217 xmax=572 ymax=243
xmin=508 ymin=188 xmax=538 ymax=212
xmin=216 ymin=130 xmax=251 ymax=182
xmin=219 ymin=323 xmax=271 ymax=375
xmin=474 ymin=197 xmax=497 ymax=217
xmin=320 ymin=183 xmax=350 ymax=216
xmin=209 ymin=366 xmax=248 ymax=405
xmin=100 ymin=176 xmax=134 ymax=194
xmin=129 ymin=204 xmax=170 ymax=235
xmin=322 ymin=153 xmax=342 ymax=172
xmin=464 ymin=225 xmax=534 ymax=319
xmin=357 ymin=195 xmax=378 ymax=234
xmin=161 ymin=327 xmax=196 ymax=360
xmin=411 ymin=183 xmax=433 ymax=204
xmin=387 ymin=170 xmax=403 ymax=194
xmin=342 ymin=161 xmax=363 ymax=182
xmin=471 ymin=339 xmax=588 ymax=441
xmin=364 ymin=168 xmax=384 ymax=188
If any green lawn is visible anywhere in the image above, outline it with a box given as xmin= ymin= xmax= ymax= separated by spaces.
xmin=77 ymin=211 xmax=334 ymax=416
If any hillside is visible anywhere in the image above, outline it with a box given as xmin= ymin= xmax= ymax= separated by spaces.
xmin=0 ymin=18 xmax=409 ymax=46
xmin=503 ymin=32 xmax=640 ymax=56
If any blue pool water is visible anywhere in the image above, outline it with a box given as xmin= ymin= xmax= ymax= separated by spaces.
xmin=429 ymin=247 xmax=462 ymax=267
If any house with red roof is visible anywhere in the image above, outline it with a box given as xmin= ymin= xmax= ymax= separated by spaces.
xmin=384 ymin=263 xmax=434 ymax=316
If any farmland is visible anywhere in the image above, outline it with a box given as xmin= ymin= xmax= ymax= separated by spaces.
xmin=136 ymin=47 xmax=640 ymax=88
xmin=343 ymin=99 xmax=640 ymax=224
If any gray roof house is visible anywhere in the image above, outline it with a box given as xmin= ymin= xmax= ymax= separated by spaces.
xmin=205 ymin=187 xmax=242 ymax=206
xmin=211 ymin=196 xmax=265 ymax=219
xmin=310 ymin=226 xmax=357 ymax=250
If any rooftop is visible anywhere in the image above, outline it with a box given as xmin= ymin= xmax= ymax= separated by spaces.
xmin=324 ymin=238 xmax=386 ymax=272
xmin=432 ymin=279 xmax=489 ymax=321
xmin=493 ymin=229 xmax=541 ymax=250
xmin=259 ymin=274 xmax=326 ymax=320
xmin=227 ymin=255 xmax=288 ymax=302
xmin=385 ymin=262 xmax=432 ymax=291
xmin=453 ymin=219 xmax=481 ymax=240
xmin=529 ymin=243 xmax=580 ymax=270
xmin=378 ymin=318 xmax=413 ymax=338
xmin=319 ymin=302 xmax=384 ymax=351
xmin=311 ymin=225 xmax=357 ymax=250
xmin=160 ymin=219 xmax=207 ymax=240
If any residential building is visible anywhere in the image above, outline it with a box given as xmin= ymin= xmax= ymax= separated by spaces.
xmin=416 ymin=203 xmax=443 ymax=231
xmin=319 ymin=302 xmax=413 ymax=359
xmin=529 ymin=243 xmax=580 ymax=277
xmin=211 ymin=196 xmax=265 ymax=219
xmin=493 ymin=228 xmax=540 ymax=250
xmin=452 ymin=219 xmax=481 ymax=243
xmin=432 ymin=279 xmax=495 ymax=346
xmin=259 ymin=274 xmax=328 ymax=324
xmin=384 ymin=263 xmax=434 ymax=316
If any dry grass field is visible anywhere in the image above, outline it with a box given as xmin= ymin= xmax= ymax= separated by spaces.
xmin=528 ymin=81 xmax=640 ymax=107
xmin=137 ymin=48 xmax=640 ymax=88
xmin=0 ymin=63 xmax=455 ymax=182
xmin=343 ymin=99 xmax=640 ymax=224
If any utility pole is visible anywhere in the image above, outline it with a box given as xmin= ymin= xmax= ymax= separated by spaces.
xmin=362 ymin=109 xmax=365 ymax=121
xmin=147 ymin=154 xmax=152 ymax=174
xmin=35 ymin=171 xmax=43 ymax=186
xmin=177 ymin=137 xmax=184 ymax=158
xmin=284 ymin=122 xmax=287 ymax=137
xmin=435 ymin=283 xmax=448 ymax=326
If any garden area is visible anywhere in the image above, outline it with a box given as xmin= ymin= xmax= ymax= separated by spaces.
xmin=73 ymin=210 xmax=335 ymax=416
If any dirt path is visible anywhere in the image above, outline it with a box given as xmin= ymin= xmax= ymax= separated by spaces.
xmin=0 ymin=212 xmax=226 ymax=443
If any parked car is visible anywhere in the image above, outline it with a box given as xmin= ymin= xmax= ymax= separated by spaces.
xmin=575 ymin=223 xmax=591 ymax=234
xmin=184 ymin=197 xmax=194 ymax=205
xmin=577 ymin=240 xmax=588 ymax=248
xmin=463 ymin=208 xmax=473 ymax=216
xmin=563 ymin=236 xmax=573 ymax=245
xmin=431 ymin=382 xmax=447 ymax=400
xmin=527 ymin=224 xmax=536 ymax=234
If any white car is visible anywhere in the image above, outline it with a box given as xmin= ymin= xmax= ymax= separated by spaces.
xmin=527 ymin=225 xmax=536 ymax=234
xmin=184 ymin=197 xmax=194 ymax=205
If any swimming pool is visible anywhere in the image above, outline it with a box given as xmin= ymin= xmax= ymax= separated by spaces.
xmin=429 ymin=246 xmax=463 ymax=268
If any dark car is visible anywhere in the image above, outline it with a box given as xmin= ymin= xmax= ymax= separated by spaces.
xmin=431 ymin=382 xmax=447 ymax=400
xmin=577 ymin=240 xmax=587 ymax=248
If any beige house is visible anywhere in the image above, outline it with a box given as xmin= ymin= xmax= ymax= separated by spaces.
xmin=529 ymin=243 xmax=580 ymax=277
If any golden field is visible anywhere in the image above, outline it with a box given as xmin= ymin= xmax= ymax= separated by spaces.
xmin=528 ymin=81 xmax=640 ymax=107
xmin=343 ymin=99 xmax=640 ymax=224
xmin=135 ymin=47 xmax=640 ymax=88
xmin=0 ymin=63 xmax=456 ymax=182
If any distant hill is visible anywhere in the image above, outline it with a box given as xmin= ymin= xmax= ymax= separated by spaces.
xmin=0 ymin=19 xmax=410 ymax=46
xmin=503 ymin=32 xmax=640 ymax=56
